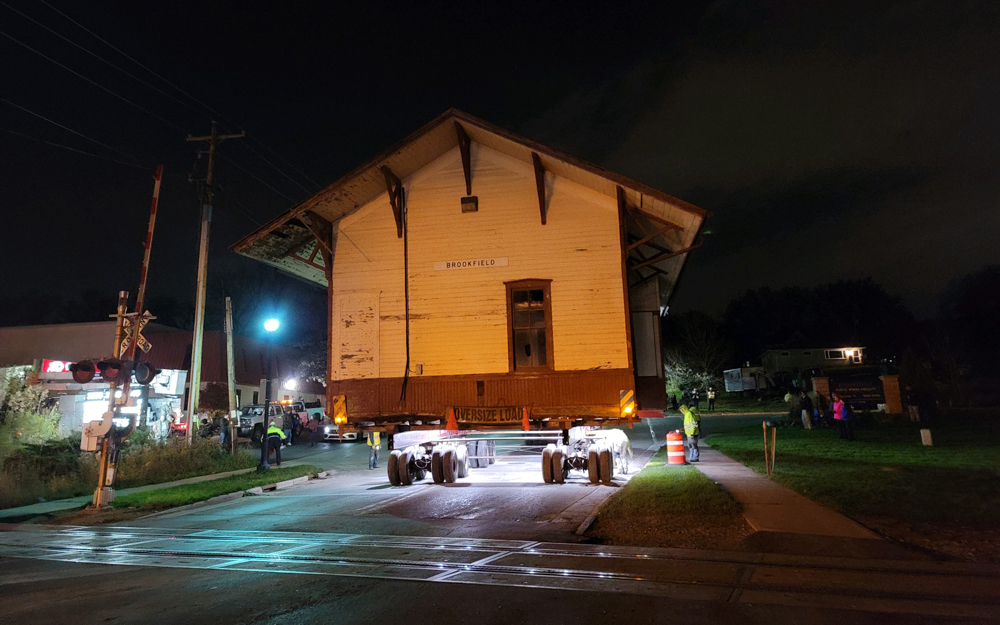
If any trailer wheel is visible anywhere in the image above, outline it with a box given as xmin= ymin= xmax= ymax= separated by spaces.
xmin=456 ymin=444 xmax=469 ymax=478
xmin=442 ymin=448 xmax=458 ymax=483
xmin=487 ymin=440 xmax=496 ymax=464
xmin=387 ymin=450 xmax=402 ymax=486
xmin=431 ymin=449 xmax=445 ymax=484
xmin=588 ymin=445 xmax=601 ymax=484
xmin=541 ymin=445 xmax=554 ymax=483
xmin=552 ymin=447 xmax=566 ymax=484
xmin=599 ymin=447 xmax=614 ymax=485
xmin=398 ymin=450 xmax=414 ymax=486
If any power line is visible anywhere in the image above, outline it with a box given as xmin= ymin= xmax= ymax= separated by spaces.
xmin=37 ymin=0 xmax=322 ymax=195
xmin=246 ymin=135 xmax=323 ymax=190
xmin=0 ymin=97 xmax=147 ymax=166
xmin=0 ymin=29 xmax=189 ymax=134
xmin=237 ymin=139 xmax=317 ymax=194
xmin=0 ymin=127 xmax=152 ymax=171
xmin=218 ymin=152 xmax=301 ymax=204
xmin=1 ymin=2 xmax=210 ymax=122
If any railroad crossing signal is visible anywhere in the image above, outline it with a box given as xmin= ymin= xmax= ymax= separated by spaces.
xmin=121 ymin=311 xmax=156 ymax=354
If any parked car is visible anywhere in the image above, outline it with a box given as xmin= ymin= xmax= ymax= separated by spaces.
xmin=237 ymin=404 xmax=284 ymax=443
xmin=323 ymin=423 xmax=359 ymax=442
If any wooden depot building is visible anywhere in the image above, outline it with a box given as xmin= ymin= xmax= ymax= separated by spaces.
xmin=232 ymin=109 xmax=709 ymax=433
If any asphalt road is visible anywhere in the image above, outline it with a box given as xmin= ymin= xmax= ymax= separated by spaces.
xmin=4 ymin=414 xmax=995 ymax=623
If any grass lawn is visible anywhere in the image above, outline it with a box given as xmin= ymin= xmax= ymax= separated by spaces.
xmin=707 ymin=416 xmax=1000 ymax=560
xmin=709 ymin=393 xmax=791 ymax=414
xmin=112 ymin=465 xmax=322 ymax=509
xmin=588 ymin=449 xmax=751 ymax=550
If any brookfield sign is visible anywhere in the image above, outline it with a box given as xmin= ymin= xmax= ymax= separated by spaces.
xmin=434 ymin=257 xmax=508 ymax=271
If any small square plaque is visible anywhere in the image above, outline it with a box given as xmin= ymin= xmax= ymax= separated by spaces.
xmin=461 ymin=196 xmax=478 ymax=213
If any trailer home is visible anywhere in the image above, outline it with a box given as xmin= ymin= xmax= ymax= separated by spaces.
xmin=233 ymin=110 xmax=708 ymax=475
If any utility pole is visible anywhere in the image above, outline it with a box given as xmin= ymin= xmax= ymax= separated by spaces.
xmin=224 ymin=296 xmax=238 ymax=454
xmin=185 ymin=122 xmax=244 ymax=445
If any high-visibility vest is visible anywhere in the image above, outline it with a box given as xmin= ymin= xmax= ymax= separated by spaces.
xmin=682 ymin=409 xmax=700 ymax=437
xmin=368 ymin=432 xmax=380 ymax=447
xmin=267 ymin=425 xmax=286 ymax=440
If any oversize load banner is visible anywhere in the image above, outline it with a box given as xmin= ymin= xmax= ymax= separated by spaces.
xmin=454 ymin=406 xmax=522 ymax=424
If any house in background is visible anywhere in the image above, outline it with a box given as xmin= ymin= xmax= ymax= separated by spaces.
xmin=761 ymin=346 xmax=866 ymax=384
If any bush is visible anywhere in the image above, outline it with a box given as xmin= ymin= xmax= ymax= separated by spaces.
xmin=0 ymin=435 xmax=257 ymax=509
xmin=0 ymin=436 xmax=98 ymax=508
xmin=114 ymin=437 xmax=257 ymax=488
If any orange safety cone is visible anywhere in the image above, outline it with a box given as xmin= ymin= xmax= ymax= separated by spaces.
xmin=522 ymin=406 xmax=530 ymax=431
xmin=445 ymin=407 xmax=458 ymax=432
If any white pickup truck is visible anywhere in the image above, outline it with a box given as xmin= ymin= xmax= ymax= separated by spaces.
xmin=236 ymin=404 xmax=284 ymax=443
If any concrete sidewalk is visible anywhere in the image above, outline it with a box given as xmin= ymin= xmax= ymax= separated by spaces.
xmin=692 ymin=447 xmax=877 ymax=540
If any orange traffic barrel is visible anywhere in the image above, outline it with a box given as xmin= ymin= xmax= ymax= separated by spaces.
xmin=666 ymin=430 xmax=686 ymax=465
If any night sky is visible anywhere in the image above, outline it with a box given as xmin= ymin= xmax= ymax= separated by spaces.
xmin=2 ymin=0 xmax=998 ymax=324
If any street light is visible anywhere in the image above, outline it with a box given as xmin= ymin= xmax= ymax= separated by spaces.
xmin=283 ymin=378 xmax=298 ymax=391
xmin=259 ymin=318 xmax=280 ymax=471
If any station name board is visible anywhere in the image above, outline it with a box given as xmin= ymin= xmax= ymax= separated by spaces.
xmin=433 ymin=257 xmax=508 ymax=271
xmin=454 ymin=406 xmax=522 ymax=424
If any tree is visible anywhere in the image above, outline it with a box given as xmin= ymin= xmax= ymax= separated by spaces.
xmin=661 ymin=311 xmax=733 ymax=393
xmin=198 ymin=382 xmax=231 ymax=417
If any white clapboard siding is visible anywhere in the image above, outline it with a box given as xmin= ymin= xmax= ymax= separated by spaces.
xmin=328 ymin=144 xmax=628 ymax=380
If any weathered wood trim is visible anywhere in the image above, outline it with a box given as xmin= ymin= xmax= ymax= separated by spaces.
xmin=531 ymin=152 xmax=547 ymax=225
xmin=455 ymin=121 xmax=472 ymax=196
xmin=627 ymin=221 xmax=680 ymax=252
xmin=380 ymin=165 xmax=404 ymax=238
xmin=330 ymin=368 xmax=634 ymax=421
xmin=300 ymin=211 xmax=334 ymax=257
xmin=504 ymin=278 xmax=555 ymax=373
xmin=617 ymin=187 xmax=635 ymax=372
xmin=629 ymin=238 xmax=704 ymax=272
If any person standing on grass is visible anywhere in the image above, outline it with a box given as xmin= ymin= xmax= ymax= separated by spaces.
xmin=680 ymin=404 xmax=701 ymax=462
xmin=832 ymin=393 xmax=854 ymax=440
xmin=266 ymin=420 xmax=287 ymax=466
xmin=799 ymin=390 xmax=814 ymax=430
xmin=367 ymin=431 xmax=381 ymax=469
xmin=707 ymin=387 xmax=716 ymax=411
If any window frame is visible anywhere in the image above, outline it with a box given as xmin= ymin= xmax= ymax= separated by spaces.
xmin=505 ymin=279 xmax=554 ymax=373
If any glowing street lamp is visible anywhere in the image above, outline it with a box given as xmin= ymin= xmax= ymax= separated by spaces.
xmin=259 ymin=317 xmax=281 ymax=470
xmin=283 ymin=378 xmax=299 ymax=391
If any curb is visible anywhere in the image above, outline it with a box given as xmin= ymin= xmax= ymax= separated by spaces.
xmin=137 ymin=470 xmax=326 ymax=519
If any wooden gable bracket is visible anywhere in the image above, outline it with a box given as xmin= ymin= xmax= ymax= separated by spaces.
xmin=380 ymin=165 xmax=405 ymax=238
xmin=299 ymin=211 xmax=334 ymax=258
xmin=629 ymin=238 xmax=705 ymax=272
xmin=455 ymin=121 xmax=473 ymax=196
xmin=532 ymin=152 xmax=548 ymax=225
xmin=283 ymin=236 xmax=327 ymax=272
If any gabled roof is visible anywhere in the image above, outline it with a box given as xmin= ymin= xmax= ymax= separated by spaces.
xmin=231 ymin=109 xmax=710 ymax=292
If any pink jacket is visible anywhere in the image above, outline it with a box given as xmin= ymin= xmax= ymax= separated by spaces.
xmin=833 ymin=399 xmax=845 ymax=420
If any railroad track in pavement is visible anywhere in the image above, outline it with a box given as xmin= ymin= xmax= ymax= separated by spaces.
xmin=1 ymin=524 xmax=998 ymax=619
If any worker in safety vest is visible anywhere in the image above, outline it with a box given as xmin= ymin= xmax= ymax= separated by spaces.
xmin=680 ymin=404 xmax=701 ymax=462
xmin=367 ymin=431 xmax=381 ymax=469
xmin=266 ymin=421 xmax=287 ymax=466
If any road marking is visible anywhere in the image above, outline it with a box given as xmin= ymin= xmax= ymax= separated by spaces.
xmin=2 ymin=526 xmax=999 ymax=619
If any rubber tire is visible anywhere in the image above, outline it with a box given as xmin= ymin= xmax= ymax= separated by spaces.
xmin=477 ymin=440 xmax=489 ymax=468
xmin=599 ymin=448 xmax=614 ymax=485
xmin=387 ymin=450 xmax=402 ymax=486
xmin=414 ymin=469 xmax=426 ymax=482
xmin=398 ymin=450 xmax=414 ymax=486
xmin=541 ymin=445 xmax=554 ymax=483
xmin=588 ymin=445 xmax=601 ymax=484
xmin=552 ymin=447 xmax=566 ymax=484
xmin=251 ymin=424 xmax=264 ymax=446
xmin=488 ymin=440 xmax=496 ymax=464
xmin=457 ymin=445 xmax=469 ymax=478
xmin=431 ymin=449 xmax=445 ymax=484
xmin=442 ymin=448 xmax=458 ymax=483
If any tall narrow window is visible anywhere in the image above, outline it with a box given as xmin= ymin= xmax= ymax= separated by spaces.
xmin=506 ymin=280 xmax=553 ymax=372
